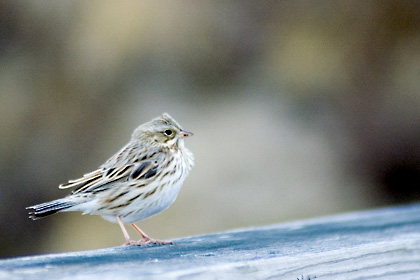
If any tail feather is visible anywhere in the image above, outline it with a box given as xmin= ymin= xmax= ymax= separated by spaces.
xmin=26 ymin=199 xmax=77 ymax=220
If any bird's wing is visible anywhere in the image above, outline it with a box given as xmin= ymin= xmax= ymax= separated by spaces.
xmin=59 ymin=169 xmax=105 ymax=190
xmin=59 ymin=152 xmax=163 ymax=195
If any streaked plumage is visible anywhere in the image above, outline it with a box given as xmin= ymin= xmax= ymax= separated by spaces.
xmin=27 ymin=113 xmax=194 ymax=245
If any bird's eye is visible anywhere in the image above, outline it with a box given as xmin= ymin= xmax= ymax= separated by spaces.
xmin=164 ymin=129 xmax=173 ymax=136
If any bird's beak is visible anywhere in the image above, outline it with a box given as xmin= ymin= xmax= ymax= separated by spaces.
xmin=179 ymin=129 xmax=193 ymax=138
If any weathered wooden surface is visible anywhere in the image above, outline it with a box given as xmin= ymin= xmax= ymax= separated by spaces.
xmin=1 ymin=204 xmax=420 ymax=280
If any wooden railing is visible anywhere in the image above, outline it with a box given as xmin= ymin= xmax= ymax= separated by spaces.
xmin=1 ymin=204 xmax=420 ymax=279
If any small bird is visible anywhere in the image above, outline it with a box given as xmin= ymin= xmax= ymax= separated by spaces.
xmin=27 ymin=113 xmax=194 ymax=246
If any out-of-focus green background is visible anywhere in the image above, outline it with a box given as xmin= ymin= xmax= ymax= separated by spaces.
xmin=1 ymin=1 xmax=420 ymax=258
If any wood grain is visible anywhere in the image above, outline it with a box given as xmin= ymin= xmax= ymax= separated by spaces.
xmin=1 ymin=204 xmax=420 ymax=279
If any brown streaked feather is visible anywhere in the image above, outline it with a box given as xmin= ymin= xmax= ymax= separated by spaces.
xmin=72 ymin=164 xmax=135 ymax=194
xmin=59 ymin=170 xmax=103 ymax=189
xmin=106 ymin=164 xmax=134 ymax=180
xmin=130 ymin=161 xmax=158 ymax=181
xmin=56 ymin=142 xmax=164 ymax=201
xmin=57 ymin=154 xmax=162 ymax=196
xmin=143 ymin=188 xmax=157 ymax=199
xmin=58 ymin=163 xmax=135 ymax=195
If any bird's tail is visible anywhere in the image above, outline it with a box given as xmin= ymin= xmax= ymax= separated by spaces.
xmin=26 ymin=198 xmax=77 ymax=220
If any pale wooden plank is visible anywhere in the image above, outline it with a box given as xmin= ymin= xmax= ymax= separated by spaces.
xmin=1 ymin=204 xmax=420 ymax=279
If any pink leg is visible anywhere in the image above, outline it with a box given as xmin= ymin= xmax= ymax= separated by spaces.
xmin=131 ymin=223 xmax=173 ymax=245
xmin=117 ymin=216 xmax=137 ymax=245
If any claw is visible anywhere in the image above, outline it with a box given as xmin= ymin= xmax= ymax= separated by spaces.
xmin=123 ymin=239 xmax=173 ymax=246
xmin=123 ymin=239 xmax=138 ymax=246
xmin=142 ymin=237 xmax=173 ymax=245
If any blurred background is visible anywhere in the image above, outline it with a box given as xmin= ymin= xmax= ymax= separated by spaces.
xmin=1 ymin=1 xmax=420 ymax=258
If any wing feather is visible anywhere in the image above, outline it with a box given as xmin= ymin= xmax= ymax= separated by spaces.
xmin=58 ymin=152 xmax=163 ymax=195
xmin=71 ymin=164 xmax=135 ymax=194
xmin=59 ymin=170 xmax=103 ymax=189
xmin=130 ymin=161 xmax=156 ymax=180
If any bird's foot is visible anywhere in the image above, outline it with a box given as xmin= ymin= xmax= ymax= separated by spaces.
xmin=123 ymin=238 xmax=173 ymax=246
xmin=141 ymin=237 xmax=173 ymax=245
xmin=123 ymin=239 xmax=140 ymax=246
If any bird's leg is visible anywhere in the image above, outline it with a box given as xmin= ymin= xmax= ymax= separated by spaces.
xmin=116 ymin=216 xmax=137 ymax=245
xmin=131 ymin=223 xmax=173 ymax=245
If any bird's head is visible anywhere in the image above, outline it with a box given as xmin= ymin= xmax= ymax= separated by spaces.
xmin=133 ymin=113 xmax=193 ymax=148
